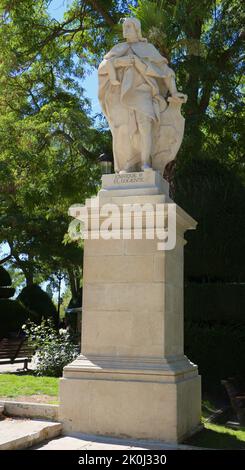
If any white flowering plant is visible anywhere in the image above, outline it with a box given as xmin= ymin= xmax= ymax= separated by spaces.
xmin=22 ymin=319 xmax=79 ymax=377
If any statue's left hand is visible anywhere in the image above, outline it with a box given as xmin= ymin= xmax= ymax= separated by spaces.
xmin=170 ymin=92 xmax=187 ymax=103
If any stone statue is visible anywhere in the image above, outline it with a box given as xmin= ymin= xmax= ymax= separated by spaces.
xmin=98 ymin=17 xmax=187 ymax=174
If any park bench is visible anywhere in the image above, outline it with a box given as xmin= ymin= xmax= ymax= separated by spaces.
xmin=0 ymin=338 xmax=33 ymax=370
xmin=221 ymin=378 xmax=245 ymax=426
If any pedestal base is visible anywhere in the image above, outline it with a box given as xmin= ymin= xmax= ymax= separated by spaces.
xmin=61 ymin=171 xmax=201 ymax=443
xmin=59 ymin=355 xmax=201 ymax=443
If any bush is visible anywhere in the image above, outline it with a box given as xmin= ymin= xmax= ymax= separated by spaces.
xmin=18 ymin=284 xmax=58 ymax=325
xmin=0 ymin=299 xmax=34 ymax=339
xmin=23 ymin=319 xmax=79 ymax=377
xmin=185 ymin=321 xmax=245 ymax=397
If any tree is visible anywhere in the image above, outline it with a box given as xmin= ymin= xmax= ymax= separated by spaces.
xmin=0 ymin=0 xmax=243 ymax=293
xmin=0 ymin=0 xmax=107 ymax=296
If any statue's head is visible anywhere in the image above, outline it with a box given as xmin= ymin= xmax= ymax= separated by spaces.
xmin=122 ymin=18 xmax=145 ymax=42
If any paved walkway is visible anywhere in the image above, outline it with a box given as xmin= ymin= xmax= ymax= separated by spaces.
xmin=0 ymin=361 xmax=36 ymax=374
xmin=0 ymin=416 xmax=202 ymax=450
xmin=33 ymin=433 xmax=199 ymax=451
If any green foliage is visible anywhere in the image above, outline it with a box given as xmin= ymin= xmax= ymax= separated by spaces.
xmin=131 ymin=0 xmax=180 ymax=58
xmin=185 ymin=321 xmax=245 ymax=396
xmin=0 ymin=298 xmax=33 ymax=339
xmin=23 ymin=319 xmax=79 ymax=377
xmin=58 ymin=286 xmax=72 ymax=319
xmin=0 ymin=0 xmax=106 ymax=294
xmin=17 ymin=284 xmax=57 ymax=324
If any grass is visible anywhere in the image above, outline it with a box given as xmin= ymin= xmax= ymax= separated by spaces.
xmin=0 ymin=373 xmax=59 ymax=399
xmin=184 ymin=401 xmax=245 ymax=449
xmin=185 ymin=421 xmax=245 ymax=449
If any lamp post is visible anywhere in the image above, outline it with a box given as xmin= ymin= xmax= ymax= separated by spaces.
xmin=57 ymin=271 xmax=64 ymax=326
xmin=98 ymin=153 xmax=113 ymax=174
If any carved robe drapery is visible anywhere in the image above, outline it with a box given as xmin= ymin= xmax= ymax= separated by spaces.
xmin=98 ymin=41 xmax=185 ymax=173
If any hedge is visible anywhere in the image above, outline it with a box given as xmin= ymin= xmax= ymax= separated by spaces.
xmin=185 ymin=321 xmax=245 ymax=397
xmin=0 ymin=299 xmax=33 ymax=339
xmin=0 ymin=266 xmax=15 ymax=300
xmin=17 ymin=284 xmax=58 ymax=325
xmin=174 ymin=158 xmax=245 ymax=282
xmin=185 ymin=283 xmax=245 ymax=326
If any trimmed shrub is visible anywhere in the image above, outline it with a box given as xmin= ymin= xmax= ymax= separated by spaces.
xmin=0 ymin=266 xmax=12 ymax=287
xmin=18 ymin=284 xmax=58 ymax=325
xmin=0 ymin=287 xmax=15 ymax=299
xmin=0 ymin=266 xmax=30 ymax=338
xmin=0 ymin=299 xmax=33 ymax=339
xmin=0 ymin=266 xmax=15 ymax=300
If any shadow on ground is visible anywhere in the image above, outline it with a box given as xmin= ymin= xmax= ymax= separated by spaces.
xmin=185 ymin=427 xmax=245 ymax=449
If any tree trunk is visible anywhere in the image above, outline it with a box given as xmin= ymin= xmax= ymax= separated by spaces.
xmin=68 ymin=267 xmax=81 ymax=300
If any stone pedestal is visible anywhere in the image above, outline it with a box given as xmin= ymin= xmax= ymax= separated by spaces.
xmin=60 ymin=170 xmax=201 ymax=443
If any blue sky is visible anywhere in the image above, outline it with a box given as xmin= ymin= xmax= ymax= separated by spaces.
xmin=48 ymin=0 xmax=70 ymax=21
xmin=48 ymin=0 xmax=100 ymax=114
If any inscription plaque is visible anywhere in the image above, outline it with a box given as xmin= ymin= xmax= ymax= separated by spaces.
xmin=113 ymin=173 xmax=145 ymax=185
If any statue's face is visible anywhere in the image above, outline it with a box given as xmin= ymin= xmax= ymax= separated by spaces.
xmin=123 ymin=21 xmax=138 ymax=42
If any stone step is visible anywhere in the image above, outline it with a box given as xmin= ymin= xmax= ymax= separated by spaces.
xmin=0 ymin=419 xmax=62 ymax=450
